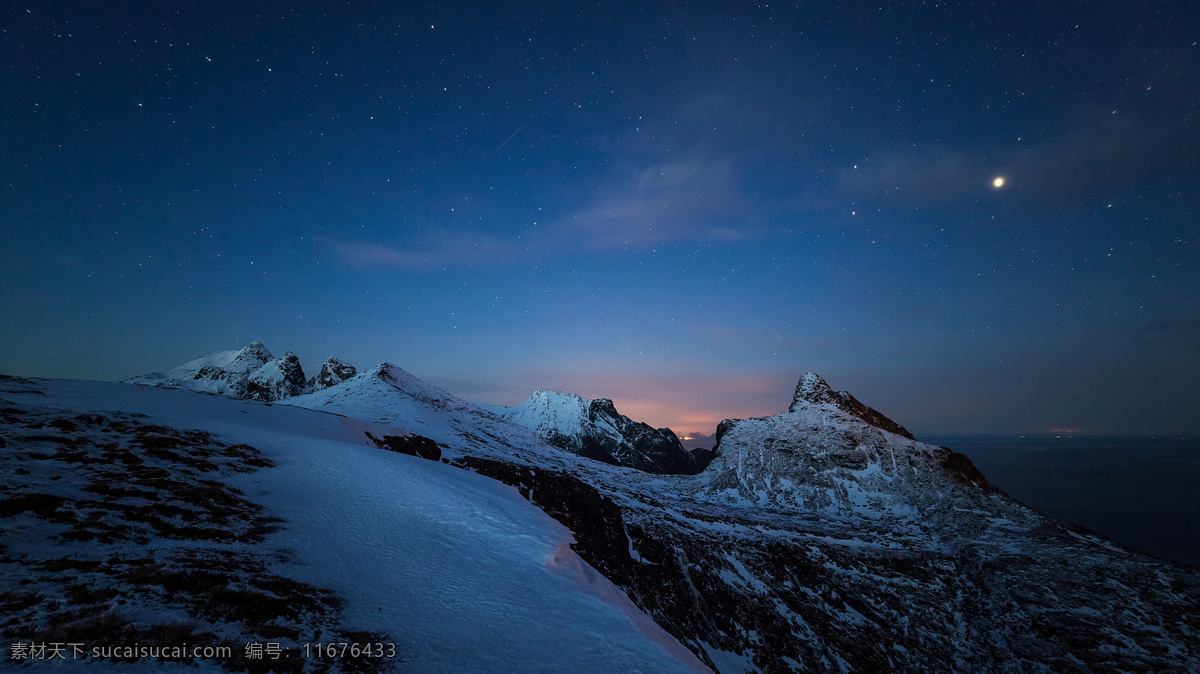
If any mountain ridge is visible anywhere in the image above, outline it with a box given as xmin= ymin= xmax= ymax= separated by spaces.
xmin=104 ymin=344 xmax=1200 ymax=670
xmin=128 ymin=345 xmax=711 ymax=475
xmin=485 ymin=389 xmax=710 ymax=474
xmin=124 ymin=341 xmax=357 ymax=402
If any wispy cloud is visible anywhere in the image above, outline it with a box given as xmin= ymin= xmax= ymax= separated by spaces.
xmin=555 ymin=158 xmax=750 ymax=249
xmin=826 ymin=147 xmax=988 ymax=206
xmin=324 ymin=234 xmax=519 ymax=270
xmin=813 ymin=111 xmax=1200 ymax=212
xmin=327 ymin=153 xmax=754 ymax=269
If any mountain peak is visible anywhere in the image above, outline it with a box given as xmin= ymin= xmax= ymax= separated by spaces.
xmin=492 ymin=390 xmax=706 ymax=474
xmin=530 ymin=389 xmax=587 ymax=404
xmin=245 ymin=351 xmax=307 ymax=401
xmin=312 ymin=357 xmax=357 ymax=391
xmin=239 ymin=340 xmax=274 ymax=361
xmin=125 ymin=343 xmax=355 ymax=401
xmin=369 ymin=362 xmax=400 ymax=378
xmin=366 ymin=363 xmax=424 ymax=388
xmin=789 ymin=372 xmax=914 ymax=440
xmin=790 ymin=372 xmax=838 ymax=409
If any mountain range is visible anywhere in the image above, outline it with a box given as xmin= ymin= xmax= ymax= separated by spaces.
xmin=123 ymin=341 xmax=358 ymax=402
xmin=1 ymin=341 xmax=1195 ymax=672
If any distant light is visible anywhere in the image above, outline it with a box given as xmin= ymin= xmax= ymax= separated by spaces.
xmin=993 ymin=177 xmax=1005 ymax=188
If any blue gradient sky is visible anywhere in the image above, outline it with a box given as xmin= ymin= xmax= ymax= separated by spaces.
xmin=3 ymin=1 xmax=1198 ymax=434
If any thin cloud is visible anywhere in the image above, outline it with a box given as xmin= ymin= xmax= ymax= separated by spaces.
xmin=558 ymin=158 xmax=749 ymax=249
xmin=1003 ymin=116 xmax=1199 ymax=203
xmin=814 ymin=112 xmax=1200 ymax=212
xmin=823 ymin=147 xmax=989 ymax=207
xmin=324 ymin=234 xmax=519 ymax=270
xmin=327 ymin=155 xmax=755 ymax=269
xmin=560 ymin=83 xmax=779 ymax=250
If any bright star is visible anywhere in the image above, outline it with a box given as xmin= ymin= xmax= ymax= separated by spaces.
xmin=993 ymin=177 xmax=1005 ymax=188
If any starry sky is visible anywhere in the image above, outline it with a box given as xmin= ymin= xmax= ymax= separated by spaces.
xmin=3 ymin=1 xmax=1198 ymax=436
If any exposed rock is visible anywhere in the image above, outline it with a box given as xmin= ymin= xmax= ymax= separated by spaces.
xmin=124 ymin=341 xmax=275 ymax=398
xmin=364 ymin=431 xmax=442 ymax=462
xmin=451 ymin=456 xmax=632 ymax=584
xmin=688 ymin=446 xmax=717 ymax=468
xmin=312 ymin=357 xmax=357 ymax=391
xmin=245 ymin=351 xmax=308 ymax=402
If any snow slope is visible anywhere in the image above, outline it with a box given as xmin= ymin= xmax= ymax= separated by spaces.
xmin=0 ymin=374 xmax=709 ymax=672
xmin=283 ymin=363 xmax=550 ymax=463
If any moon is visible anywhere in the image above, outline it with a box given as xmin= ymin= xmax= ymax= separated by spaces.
xmin=993 ymin=177 xmax=1005 ymax=188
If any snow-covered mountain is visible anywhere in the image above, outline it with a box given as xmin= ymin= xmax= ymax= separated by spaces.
xmin=484 ymin=389 xmax=709 ymax=474
xmin=17 ymin=350 xmax=1199 ymax=672
xmin=124 ymin=342 xmax=355 ymax=403
xmin=130 ymin=344 xmax=703 ymax=475
xmin=310 ymin=357 xmax=357 ymax=392
xmin=0 ymin=373 xmax=708 ymax=673
xmin=496 ymin=374 xmax=1199 ymax=672
xmin=697 ymin=371 xmax=994 ymax=512
xmin=124 ymin=340 xmax=277 ymax=397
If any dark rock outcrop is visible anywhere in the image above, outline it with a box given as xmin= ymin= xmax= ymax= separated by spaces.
xmin=364 ymin=431 xmax=442 ymax=462
xmin=312 ymin=357 xmax=358 ymax=391
xmin=451 ymin=456 xmax=632 ymax=584
xmin=245 ymin=351 xmax=308 ymax=402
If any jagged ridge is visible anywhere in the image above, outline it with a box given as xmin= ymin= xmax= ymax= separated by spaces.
xmin=487 ymin=389 xmax=709 ymax=475
xmin=124 ymin=342 xmax=356 ymax=402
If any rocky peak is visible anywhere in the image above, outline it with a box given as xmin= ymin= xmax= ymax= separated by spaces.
xmin=312 ymin=357 xmax=357 ymax=391
xmin=789 ymin=372 xmax=839 ymax=409
xmin=789 ymin=372 xmax=914 ymax=440
xmin=245 ymin=351 xmax=308 ymax=402
xmin=369 ymin=363 xmax=402 ymax=383
xmin=239 ymin=340 xmax=274 ymax=362
xmin=279 ymin=352 xmax=307 ymax=389
xmin=126 ymin=343 xmax=355 ymax=403
xmin=587 ymin=398 xmax=620 ymax=423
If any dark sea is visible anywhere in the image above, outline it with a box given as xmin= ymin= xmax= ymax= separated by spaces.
xmin=921 ymin=434 xmax=1200 ymax=568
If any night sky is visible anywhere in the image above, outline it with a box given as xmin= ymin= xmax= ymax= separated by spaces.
xmin=3 ymin=1 xmax=1198 ymax=435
